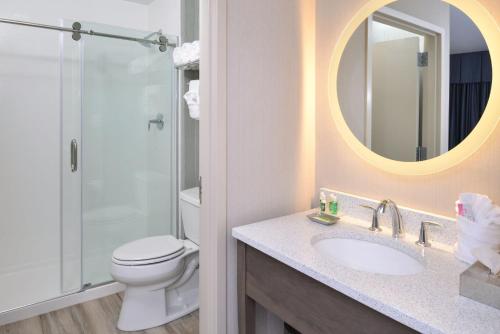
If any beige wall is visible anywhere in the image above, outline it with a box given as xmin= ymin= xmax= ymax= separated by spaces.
xmin=225 ymin=0 xmax=499 ymax=332
xmin=316 ymin=0 xmax=500 ymax=217
xmin=226 ymin=0 xmax=315 ymax=332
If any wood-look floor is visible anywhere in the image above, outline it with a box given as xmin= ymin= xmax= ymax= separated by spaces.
xmin=0 ymin=294 xmax=199 ymax=334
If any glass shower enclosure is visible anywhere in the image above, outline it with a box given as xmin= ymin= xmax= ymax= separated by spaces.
xmin=79 ymin=22 xmax=177 ymax=287
xmin=0 ymin=20 xmax=177 ymax=313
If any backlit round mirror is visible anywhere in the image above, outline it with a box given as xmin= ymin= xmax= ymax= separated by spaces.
xmin=337 ymin=0 xmax=492 ymax=162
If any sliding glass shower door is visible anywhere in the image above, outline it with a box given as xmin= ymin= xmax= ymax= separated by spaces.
xmin=0 ymin=19 xmax=176 ymax=314
xmin=79 ymin=23 xmax=177 ymax=286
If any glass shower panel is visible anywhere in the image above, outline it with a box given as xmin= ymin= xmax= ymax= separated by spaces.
xmin=0 ymin=26 xmax=62 ymax=312
xmin=81 ymin=23 xmax=177 ymax=285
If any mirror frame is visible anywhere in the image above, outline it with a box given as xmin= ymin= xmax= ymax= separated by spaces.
xmin=329 ymin=0 xmax=500 ymax=175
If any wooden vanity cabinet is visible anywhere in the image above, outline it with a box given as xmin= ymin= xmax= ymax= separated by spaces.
xmin=237 ymin=241 xmax=417 ymax=334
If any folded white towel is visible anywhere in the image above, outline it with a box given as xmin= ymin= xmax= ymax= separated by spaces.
xmin=458 ymin=192 xmax=499 ymax=225
xmin=484 ymin=207 xmax=500 ymax=226
xmin=183 ymin=90 xmax=198 ymax=105
xmin=188 ymin=80 xmax=199 ymax=93
xmin=459 ymin=193 xmax=491 ymax=206
xmin=457 ymin=216 xmax=500 ymax=244
xmin=187 ymin=103 xmax=199 ymax=120
xmin=455 ymin=193 xmax=500 ymax=264
xmin=183 ymin=80 xmax=199 ymax=120
xmin=455 ymin=241 xmax=476 ymax=264
xmin=455 ymin=234 xmax=500 ymax=264
xmin=173 ymin=41 xmax=200 ymax=66
xmin=471 ymin=247 xmax=500 ymax=275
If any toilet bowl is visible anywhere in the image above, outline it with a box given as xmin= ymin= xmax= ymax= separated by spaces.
xmin=111 ymin=187 xmax=200 ymax=331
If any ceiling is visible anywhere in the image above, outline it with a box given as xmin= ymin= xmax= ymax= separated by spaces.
xmin=450 ymin=6 xmax=488 ymax=54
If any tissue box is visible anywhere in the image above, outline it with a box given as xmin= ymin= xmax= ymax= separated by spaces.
xmin=460 ymin=262 xmax=500 ymax=310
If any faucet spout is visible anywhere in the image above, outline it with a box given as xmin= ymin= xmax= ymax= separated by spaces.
xmin=378 ymin=199 xmax=405 ymax=239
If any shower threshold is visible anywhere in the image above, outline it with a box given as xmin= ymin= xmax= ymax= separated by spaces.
xmin=0 ymin=281 xmax=124 ymax=326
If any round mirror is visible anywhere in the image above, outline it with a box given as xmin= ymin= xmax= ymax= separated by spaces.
xmin=337 ymin=0 xmax=492 ymax=162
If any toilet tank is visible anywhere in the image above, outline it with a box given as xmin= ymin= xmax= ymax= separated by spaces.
xmin=180 ymin=187 xmax=200 ymax=245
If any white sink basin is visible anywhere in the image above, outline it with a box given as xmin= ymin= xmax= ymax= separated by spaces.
xmin=313 ymin=238 xmax=424 ymax=276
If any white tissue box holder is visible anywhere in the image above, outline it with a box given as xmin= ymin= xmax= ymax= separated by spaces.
xmin=460 ymin=261 xmax=500 ymax=310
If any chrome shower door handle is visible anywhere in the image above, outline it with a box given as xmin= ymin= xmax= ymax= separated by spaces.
xmin=70 ymin=139 xmax=78 ymax=172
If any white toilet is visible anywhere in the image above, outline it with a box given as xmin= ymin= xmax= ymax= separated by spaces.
xmin=111 ymin=187 xmax=200 ymax=331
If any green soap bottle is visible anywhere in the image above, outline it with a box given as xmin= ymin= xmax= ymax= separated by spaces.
xmin=329 ymin=194 xmax=338 ymax=215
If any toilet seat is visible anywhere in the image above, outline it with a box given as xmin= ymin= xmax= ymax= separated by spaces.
xmin=112 ymin=235 xmax=185 ymax=266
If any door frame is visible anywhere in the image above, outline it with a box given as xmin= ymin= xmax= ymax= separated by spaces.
xmin=365 ymin=7 xmax=449 ymax=155
xmin=199 ymin=0 xmax=228 ymax=333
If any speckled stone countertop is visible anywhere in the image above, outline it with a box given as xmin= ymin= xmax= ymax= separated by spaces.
xmin=232 ymin=210 xmax=500 ymax=334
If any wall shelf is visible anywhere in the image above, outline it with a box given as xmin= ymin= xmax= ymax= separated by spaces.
xmin=176 ymin=60 xmax=199 ymax=71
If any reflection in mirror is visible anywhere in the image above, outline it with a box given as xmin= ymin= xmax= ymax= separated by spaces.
xmin=338 ymin=0 xmax=491 ymax=162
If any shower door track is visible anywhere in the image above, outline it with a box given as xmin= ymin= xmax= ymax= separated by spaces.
xmin=0 ymin=281 xmax=123 ymax=326
xmin=0 ymin=17 xmax=176 ymax=51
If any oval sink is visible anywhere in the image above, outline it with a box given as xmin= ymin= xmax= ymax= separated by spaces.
xmin=313 ymin=238 xmax=424 ymax=276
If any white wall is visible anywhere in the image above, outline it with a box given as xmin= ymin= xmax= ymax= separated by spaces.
xmin=0 ymin=0 xmax=149 ymax=30
xmin=372 ymin=21 xmax=423 ymax=48
xmin=148 ymin=0 xmax=181 ymax=37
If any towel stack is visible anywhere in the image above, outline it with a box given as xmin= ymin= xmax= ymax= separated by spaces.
xmin=173 ymin=41 xmax=199 ymax=67
xmin=183 ymin=80 xmax=199 ymax=120
xmin=454 ymin=193 xmax=500 ymax=265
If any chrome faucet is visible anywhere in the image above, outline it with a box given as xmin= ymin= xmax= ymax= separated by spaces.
xmin=378 ymin=199 xmax=405 ymax=239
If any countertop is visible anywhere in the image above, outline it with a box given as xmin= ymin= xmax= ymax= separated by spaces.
xmin=232 ymin=210 xmax=500 ymax=334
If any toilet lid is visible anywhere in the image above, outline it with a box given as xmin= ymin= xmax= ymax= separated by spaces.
xmin=112 ymin=235 xmax=184 ymax=263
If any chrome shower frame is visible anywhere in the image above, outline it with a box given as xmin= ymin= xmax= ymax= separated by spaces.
xmin=0 ymin=17 xmax=176 ymax=52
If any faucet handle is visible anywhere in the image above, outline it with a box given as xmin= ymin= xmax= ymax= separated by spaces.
xmin=360 ymin=205 xmax=382 ymax=232
xmin=415 ymin=221 xmax=442 ymax=247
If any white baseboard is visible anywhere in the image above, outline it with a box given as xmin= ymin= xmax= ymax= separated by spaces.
xmin=0 ymin=282 xmax=125 ymax=326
